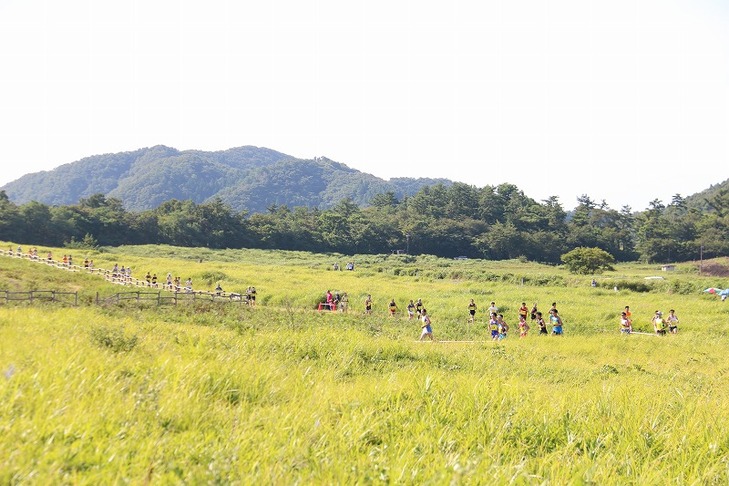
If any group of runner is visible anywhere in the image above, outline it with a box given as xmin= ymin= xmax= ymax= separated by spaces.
xmin=374 ymin=297 xmax=565 ymax=341
xmin=142 ymin=272 xmax=191 ymax=292
xmin=8 ymin=246 xmax=97 ymax=270
xmin=620 ymin=306 xmax=679 ymax=335
xmin=363 ymin=296 xmax=433 ymax=340
xmin=480 ymin=301 xmax=564 ymax=340
xmin=389 ymin=297 xmax=681 ymax=340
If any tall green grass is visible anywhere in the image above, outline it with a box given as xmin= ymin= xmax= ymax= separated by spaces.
xmin=2 ymin=306 xmax=729 ymax=483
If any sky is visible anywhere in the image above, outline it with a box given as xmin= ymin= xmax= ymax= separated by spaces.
xmin=1 ymin=0 xmax=728 ymax=211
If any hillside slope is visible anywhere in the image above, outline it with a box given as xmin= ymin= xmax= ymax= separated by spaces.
xmin=1 ymin=146 xmax=449 ymax=213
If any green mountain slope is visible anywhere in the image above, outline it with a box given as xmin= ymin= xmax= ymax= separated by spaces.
xmin=1 ymin=146 xmax=448 ymax=213
xmin=685 ymin=177 xmax=729 ymax=210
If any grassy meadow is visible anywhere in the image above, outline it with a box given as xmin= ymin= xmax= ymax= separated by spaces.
xmin=2 ymin=242 xmax=729 ymax=484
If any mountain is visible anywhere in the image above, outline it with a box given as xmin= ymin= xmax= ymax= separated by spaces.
xmin=0 ymin=146 xmax=450 ymax=213
xmin=685 ymin=177 xmax=729 ymax=210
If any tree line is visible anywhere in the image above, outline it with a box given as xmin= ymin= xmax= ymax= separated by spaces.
xmin=1 ymin=183 xmax=727 ymax=263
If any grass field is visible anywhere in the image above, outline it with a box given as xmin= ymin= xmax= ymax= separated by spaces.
xmin=1 ymin=242 xmax=729 ymax=483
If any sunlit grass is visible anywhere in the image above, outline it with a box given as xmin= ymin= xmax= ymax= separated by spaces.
xmin=2 ymin=242 xmax=729 ymax=482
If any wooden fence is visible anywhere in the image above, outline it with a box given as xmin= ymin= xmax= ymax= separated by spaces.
xmin=0 ymin=290 xmax=248 ymax=307
xmin=94 ymin=290 xmax=248 ymax=306
xmin=0 ymin=248 xmax=252 ymax=306
xmin=0 ymin=290 xmax=78 ymax=306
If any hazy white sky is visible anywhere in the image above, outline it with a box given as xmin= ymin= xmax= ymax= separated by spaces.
xmin=1 ymin=0 xmax=728 ymax=210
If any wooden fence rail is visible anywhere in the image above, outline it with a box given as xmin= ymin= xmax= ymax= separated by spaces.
xmin=1 ymin=249 xmax=252 ymax=306
xmin=94 ymin=290 xmax=248 ymax=306
xmin=0 ymin=290 xmax=248 ymax=307
xmin=0 ymin=290 xmax=78 ymax=306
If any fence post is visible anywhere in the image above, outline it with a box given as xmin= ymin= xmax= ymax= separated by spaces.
xmin=75 ymin=292 xmax=78 ymax=306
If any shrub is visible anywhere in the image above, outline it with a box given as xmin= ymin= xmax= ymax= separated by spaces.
xmin=90 ymin=325 xmax=139 ymax=352
xmin=64 ymin=234 xmax=99 ymax=250
xmin=604 ymin=280 xmax=652 ymax=293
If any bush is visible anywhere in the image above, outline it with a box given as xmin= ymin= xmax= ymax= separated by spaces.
xmin=90 ymin=325 xmax=139 ymax=352
xmin=477 ymin=273 xmax=502 ymax=282
xmin=64 ymin=234 xmax=99 ymax=250
xmin=604 ymin=280 xmax=652 ymax=293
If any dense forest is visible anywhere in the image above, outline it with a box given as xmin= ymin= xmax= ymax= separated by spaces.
xmin=2 ymin=182 xmax=728 ymax=263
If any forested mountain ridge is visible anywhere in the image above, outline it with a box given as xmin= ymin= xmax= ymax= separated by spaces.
xmin=1 ymin=146 xmax=450 ymax=213
xmin=685 ymin=177 xmax=729 ymax=210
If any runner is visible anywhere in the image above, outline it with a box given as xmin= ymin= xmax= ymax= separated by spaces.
xmin=550 ymin=308 xmax=564 ymax=336
xmin=419 ymin=310 xmax=434 ymax=341
xmin=339 ymin=292 xmax=349 ymax=312
xmin=530 ymin=302 xmax=538 ymax=322
xmin=518 ymin=302 xmax=528 ymax=321
xmin=468 ymin=299 xmax=477 ymax=323
xmin=497 ymin=314 xmax=509 ymax=340
xmin=620 ymin=311 xmax=632 ymax=334
xmin=407 ymin=300 xmax=416 ymax=320
xmin=489 ymin=312 xmax=499 ymax=340
xmin=518 ymin=315 xmax=530 ymax=337
xmin=667 ymin=309 xmax=679 ymax=334
xmin=388 ymin=299 xmax=398 ymax=317
xmin=487 ymin=301 xmax=498 ymax=315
